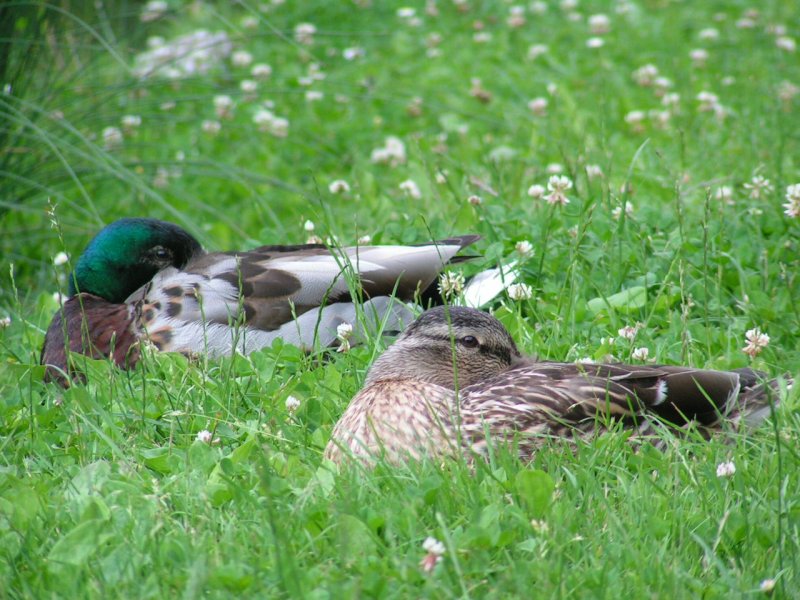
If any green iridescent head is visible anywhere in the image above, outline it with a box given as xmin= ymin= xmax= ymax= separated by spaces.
xmin=69 ymin=218 xmax=202 ymax=303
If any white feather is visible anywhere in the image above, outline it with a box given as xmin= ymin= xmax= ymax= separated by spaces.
xmin=463 ymin=260 xmax=519 ymax=308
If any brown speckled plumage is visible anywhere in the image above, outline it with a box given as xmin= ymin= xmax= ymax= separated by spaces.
xmin=325 ymin=307 xmax=790 ymax=464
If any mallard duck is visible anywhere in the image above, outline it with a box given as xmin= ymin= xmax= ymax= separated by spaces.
xmin=41 ymin=218 xmax=495 ymax=385
xmin=325 ymin=306 xmax=790 ymax=464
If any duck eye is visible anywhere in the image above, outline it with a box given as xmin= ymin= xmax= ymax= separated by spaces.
xmin=143 ymin=245 xmax=174 ymax=266
xmin=153 ymin=246 xmax=171 ymax=260
xmin=460 ymin=335 xmax=479 ymax=348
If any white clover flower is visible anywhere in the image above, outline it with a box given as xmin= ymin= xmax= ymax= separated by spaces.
xmin=285 ymin=395 xmax=301 ymax=413
xmin=253 ymin=109 xmax=275 ymax=131
xmin=689 ymin=48 xmax=709 ymax=65
xmin=527 ymin=97 xmax=548 ymax=116
xmin=588 ymin=14 xmax=611 ymax=35
xmin=768 ymin=24 xmax=787 ymax=37
xmin=528 ymin=184 xmax=546 ymax=199
xmin=736 ymin=17 xmax=756 ymax=29
xmin=586 ymin=37 xmax=605 ymax=48
xmin=527 ymin=44 xmax=549 ymax=60
xmin=743 ymin=175 xmax=773 ymax=199
xmin=654 ymin=77 xmax=673 ymax=94
xmin=53 ymin=251 xmax=69 ymax=266
xmin=631 ymin=347 xmax=650 ymax=361
xmin=586 ymin=164 xmax=604 ymax=179
xmin=546 ymin=163 xmax=564 ymax=174
xmin=696 ymin=91 xmax=720 ymax=112
xmin=661 ymin=92 xmax=680 ymax=108
xmin=515 ymin=240 xmax=534 ymax=256
xmin=102 ymin=126 xmax=123 ymax=149
xmin=329 ymin=179 xmax=350 ymax=194
xmin=507 ymin=5 xmax=526 ymax=28
xmin=251 ymin=63 xmax=273 ymax=79
xmin=305 ymin=90 xmax=324 ymax=102
xmin=357 ymin=235 xmax=372 ymax=244
xmin=213 ymin=94 xmax=234 ymax=119
xmin=545 ymin=175 xmax=573 ymax=206
xmin=507 ymin=282 xmax=533 ymax=301
xmin=438 ymin=271 xmax=465 ymax=298
xmin=618 ymin=324 xmax=640 ymax=340
xmin=397 ymin=7 xmax=415 ymax=18
xmin=231 ymin=50 xmax=254 ymax=67
xmin=783 ymin=183 xmax=800 ymax=218
xmin=467 ymin=195 xmax=482 ymax=206
xmin=294 ymin=23 xmax=317 ymax=45
xmin=141 ymin=1 xmax=168 ymax=22
xmin=133 ymin=30 xmax=232 ymax=80
xmin=714 ymin=186 xmax=734 ymax=205
xmin=370 ymin=136 xmax=406 ymax=166
xmin=399 ymin=179 xmax=422 ymax=199
xmin=699 ymin=27 xmax=720 ymax=41
xmin=342 ymin=47 xmax=365 ymax=61
xmin=241 ymin=15 xmax=259 ymax=29
xmin=777 ymin=80 xmax=799 ymax=102
xmin=422 ymin=536 xmax=445 ymax=556
xmin=240 ymin=79 xmax=258 ymax=93
xmin=742 ymin=327 xmax=770 ymax=357
xmin=420 ymin=536 xmax=445 ymax=573
xmin=196 ymin=429 xmax=213 ymax=443
xmin=612 ymin=201 xmax=634 ymax=220
xmin=304 ymin=220 xmax=315 ymax=232
xmin=201 ymin=119 xmax=222 ymax=135
xmin=268 ymin=116 xmax=289 ymax=138
xmin=336 ymin=322 xmax=353 ymax=340
xmin=632 ymin=64 xmax=659 ymax=86
xmin=530 ymin=1 xmax=547 ymax=14
xmin=716 ymin=461 xmax=736 ymax=478
xmin=121 ymin=114 xmax=142 ymax=129
xmin=473 ymin=32 xmax=492 ymax=43
xmin=0 ymin=316 xmax=11 ymax=328
xmin=776 ymin=36 xmax=796 ymax=53
xmin=625 ymin=110 xmax=646 ymax=128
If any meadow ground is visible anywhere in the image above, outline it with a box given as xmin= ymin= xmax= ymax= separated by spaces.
xmin=1 ymin=1 xmax=799 ymax=597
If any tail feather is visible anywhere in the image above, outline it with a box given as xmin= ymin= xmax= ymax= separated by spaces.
xmin=726 ymin=374 xmax=790 ymax=431
xmin=463 ymin=260 xmax=519 ymax=308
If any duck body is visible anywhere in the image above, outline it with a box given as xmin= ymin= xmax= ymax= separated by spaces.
xmin=326 ymin=307 xmax=788 ymax=464
xmin=41 ymin=218 xmax=481 ymax=384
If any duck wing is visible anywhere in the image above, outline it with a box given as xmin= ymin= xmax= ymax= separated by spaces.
xmin=459 ymin=362 xmax=747 ymax=439
xmin=131 ymin=237 xmax=478 ymax=355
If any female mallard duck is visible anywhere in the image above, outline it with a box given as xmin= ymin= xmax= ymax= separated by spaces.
xmin=41 ymin=218 xmax=490 ymax=385
xmin=325 ymin=306 xmax=789 ymax=464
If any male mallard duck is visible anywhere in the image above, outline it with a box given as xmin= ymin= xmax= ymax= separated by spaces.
xmin=41 ymin=218 xmax=492 ymax=385
xmin=325 ymin=306 xmax=789 ymax=464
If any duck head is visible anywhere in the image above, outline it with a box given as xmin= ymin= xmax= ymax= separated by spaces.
xmin=365 ymin=306 xmax=522 ymax=388
xmin=69 ymin=218 xmax=202 ymax=303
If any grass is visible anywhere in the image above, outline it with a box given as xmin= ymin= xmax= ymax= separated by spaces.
xmin=1 ymin=0 xmax=799 ymax=597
